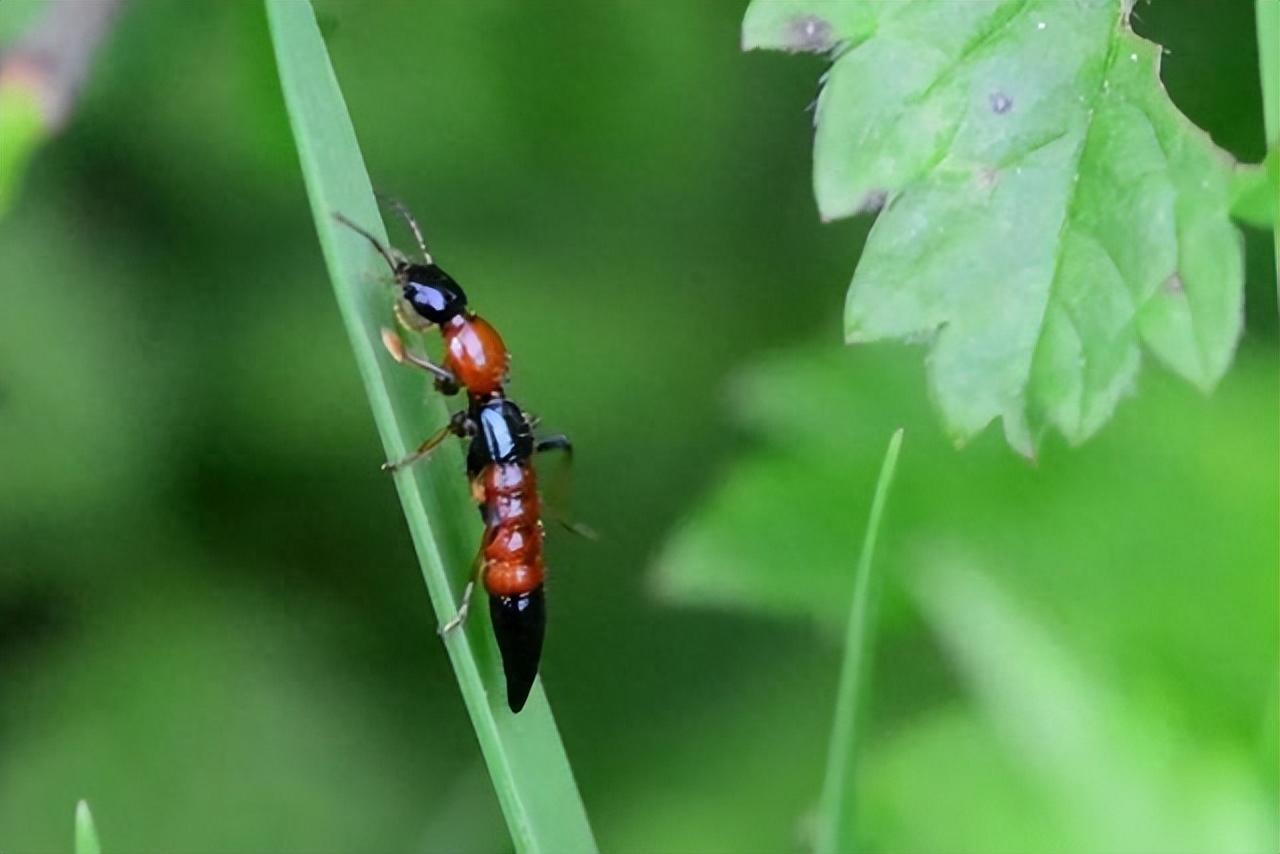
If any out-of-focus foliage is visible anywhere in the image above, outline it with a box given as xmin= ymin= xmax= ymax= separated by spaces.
xmin=658 ymin=340 xmax=1277 ymax=850
xmin=0 ymin=79 xmax=45 ymax=214
xmin=0 ymin=2 xmax=1273 ymax=853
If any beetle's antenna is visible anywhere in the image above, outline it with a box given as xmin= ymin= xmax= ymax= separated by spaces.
xmin=332 ymin=212 xmax=401 ymax=274
xmin=376 ymin=192 xmax=434 ymax=265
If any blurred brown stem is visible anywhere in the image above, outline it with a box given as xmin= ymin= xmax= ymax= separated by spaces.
xmin=0 ymin=0 xmax=127 ymax=130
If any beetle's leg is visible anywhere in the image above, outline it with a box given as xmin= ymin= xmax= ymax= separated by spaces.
xmin=381 ymin=328 xmax=459 ymax=394
xmin=382 ymin=422 xmax=454 ymax=473
xmin=439 ymin=545 xmax=486 ymax=636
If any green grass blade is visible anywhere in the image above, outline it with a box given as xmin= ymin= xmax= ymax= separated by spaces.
xmin=1257 ymin=0 xmax=1280 ymax=288
xmin=1257 ymin=0 xmax=1277 ymax=147
xmin=814 ymin=428 xmax=904 ymax=854
xmin=74 ymin=799 xmax=101 ymax=854
xmin=264 ymin=3 xmax=596 ymax=851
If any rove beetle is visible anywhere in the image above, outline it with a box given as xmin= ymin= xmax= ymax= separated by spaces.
xmin=336 ymin=202 xmax=588 ymax=712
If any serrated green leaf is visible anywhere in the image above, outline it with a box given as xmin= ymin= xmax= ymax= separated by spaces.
xmin=264 ymin=3 xmax=596 ymax=852
xmin=744 ymin=0 xmax=1246 ymax=454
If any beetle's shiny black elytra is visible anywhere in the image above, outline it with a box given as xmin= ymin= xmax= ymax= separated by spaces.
xmin=466 ymin=398 xmax=535 ymax=478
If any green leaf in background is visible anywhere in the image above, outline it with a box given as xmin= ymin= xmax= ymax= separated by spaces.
xmin=654 ymin=341 xmax=1275 ymax=851
xmin=815 ymin=430 xmax=903 ymax=854
xmin=744 ymin=0 xmax=1248 ymax=455
xmin=651 ymin=350 xmax=918 ymax=632
xmin=1231 ymin=146 xmax=1279 ymax=229
xmin=264 ymin=2 xmax=596 ymax=851
xmin=74 ymin=800 xmax=101 ymax=854
xmin=910 ymin=559 xmax=1274 ymax=853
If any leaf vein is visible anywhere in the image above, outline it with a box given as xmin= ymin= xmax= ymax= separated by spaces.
xmin=908 ymin=0 xmax=1032 ymax=107
xmin=1033 ymin=18 xmax=1125 ymax=428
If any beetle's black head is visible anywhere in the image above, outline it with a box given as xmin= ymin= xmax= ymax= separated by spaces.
xmin=402 ymin=263 xmax=467 ymax=325
xmin=489 ymin=586 xmax=545 ymax=713
xmin=466 ymin=398 xmax=534 ymax=477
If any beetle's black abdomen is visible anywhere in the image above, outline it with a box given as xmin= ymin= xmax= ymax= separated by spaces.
xmin=489 ymin=585 xmax=545 ymax=712
xmin=403 ymin=263 xmax=467 ymax=325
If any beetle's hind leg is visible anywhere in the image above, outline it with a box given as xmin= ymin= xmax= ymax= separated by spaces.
xmin=440 ymin=545 xmax=486 ymax=636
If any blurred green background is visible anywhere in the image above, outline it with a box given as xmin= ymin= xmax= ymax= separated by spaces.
xmin=0 ymin=2 xmax=1274 ymax=853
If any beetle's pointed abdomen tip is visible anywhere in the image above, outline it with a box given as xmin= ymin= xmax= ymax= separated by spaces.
xmin=489 ymin=586 xmax=545 ymax=713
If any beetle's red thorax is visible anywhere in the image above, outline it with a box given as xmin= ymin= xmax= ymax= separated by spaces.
xmin=442 ymin=314 xmax=509 ymax=397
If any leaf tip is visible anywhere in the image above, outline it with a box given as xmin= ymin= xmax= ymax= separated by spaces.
xmin=783 ymin=13 xmax=836 ymax=53
xmin=74 ymin=799 xmax=101 ymax=854
xmin=1001 ymin=408 xmax=1039 ymax=461
xmin=887 ymin=427 xmax=905 ymax=461
xmin=744 ymin=5 xmax=840 ymax=54
xmin=854 ymin=188 xmax=888 ymax=215
xmin=843 ymin=319 xmax=886 ymax=345
xmin=819 ymin=188 xmax=887 ymax=222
